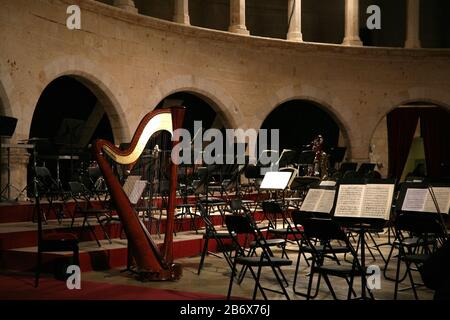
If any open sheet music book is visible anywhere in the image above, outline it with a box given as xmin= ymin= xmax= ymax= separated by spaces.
xmin=123 ymin=175 xmax=147 ymax=205
xmin=300 ymin=188 xmax=336 ymax=213
xmin=401 ymin=187 xmax=450 ymax=214
xmin=334 ymin=184 xmax=395 ymax=220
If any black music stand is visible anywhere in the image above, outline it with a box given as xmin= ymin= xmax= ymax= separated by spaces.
xmin=0 ymin=116 xmax=18 ymax=202
xmin=339 ymin=162 xmax=358 ymax=174
xmin=329 ymin=147 xmax=347 ymax=170
xmin=297 ymin=150 xmax=315 ymax=176
xmin=357 ymin=163 xmax=376 ymax=176
xmin=277 ymin=149 xmax=298 ymax=168
xmin=54 ymin=118 xmax=85 ymax=183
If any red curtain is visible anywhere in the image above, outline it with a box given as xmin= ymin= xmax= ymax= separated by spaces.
xmin=420 ymin=108 xmax=450 ymax=178
xmin=387 ymin=108 xmax=420 ymax=180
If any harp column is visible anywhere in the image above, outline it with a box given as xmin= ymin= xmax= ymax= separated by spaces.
xmin=173 ymin=0 xmax=190 ymax=25
xmin=287 ymin=0 xmax=303 ymax=42
xmin=405 ymin=0 xmax=421 ymax=48
xmin=342 ymin=0 xmax=363 ymax=46
xmin=229 ymin=0 xmax=250 ymax=35
xmin=113 ymin=0 xmax=138 ymax=13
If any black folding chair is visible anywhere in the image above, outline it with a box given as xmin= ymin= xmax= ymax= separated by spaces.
xmin=291 ymin=210 xmax=350 ymax=298
xmin=301 ymin=218 xmax=367 ymax=300
xmin=197 ymin=202 xmax=235 ymax=275
xmin=225 ymin=214 xmax=292 ymax=300
xmin=68 ymin=181 xmax=112 ymax=247
xmin=393 ymin=211 xmax=447 ymax=300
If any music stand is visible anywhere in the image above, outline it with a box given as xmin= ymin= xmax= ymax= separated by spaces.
xmin=297 ymin=150 xmax=315 ymax=176
xmin=329 ymin=147 xmax=347 ymax=169
xmin=357 ymin=163 xmax=376 ymax=176
xmin=0 ymin=116 xmax=18 ymax=202
xmin=339 ymin=162 xmax=358 ymax=173
xmin=260 ymin=171 xmax=294 ymax=204
xmin=276 ymin=149 xmax=297 ymax=168
xmin=54 ymin=118 xmax=85 ymax=182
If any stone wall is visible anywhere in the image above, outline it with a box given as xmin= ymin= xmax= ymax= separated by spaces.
xmin=1 ymin=0 xmax=450 ymax=197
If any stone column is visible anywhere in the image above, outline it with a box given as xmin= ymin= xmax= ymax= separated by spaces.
xmin=342 ymin=0 xmax=362 ymax=46
xmin=0 ymin=141 xmax=30 ymax=201
xmin=229 ymin=0 xmax=250 ymax=35
xmin=113 ymin=0 xmax=138 ymax=14
xmin=287 ymin=0 xmax=303 ymax=42
xmin=405 ymin=0 xmax=421 ymax=48
xmin=173 ymin=0 xmax=190 ymax=25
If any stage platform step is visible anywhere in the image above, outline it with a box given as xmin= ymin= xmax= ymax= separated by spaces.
xmin=0 ymin=230 xmax=227 ymax=273
xmin=0 ymin=195 xmax=266 ymax=276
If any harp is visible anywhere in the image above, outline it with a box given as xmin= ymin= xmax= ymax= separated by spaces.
xmin=93 ymin=107 xmax=185 ymax=280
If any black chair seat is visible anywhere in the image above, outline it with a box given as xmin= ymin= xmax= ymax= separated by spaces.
xmin=203 ymin=231 xmax=232 ymax=239
xmin=402 ymin=254 xmax=431 ymax=264
xmin=75 ymin=208 xmax=110 ymax=214
xmin=313 ymin=265 xmax=362 ymax=277
xmin=268 ymin=228 xmax=302 ymax=235
xmin=43 ymin=232 xmax=78 ymax=241
xmin=250 ymin=238 xmax=285 ymax=248
xmin=235 ymin=256 xmax=292 ymax=267
xmin=303 ymin=245 xmax=350 ymax=254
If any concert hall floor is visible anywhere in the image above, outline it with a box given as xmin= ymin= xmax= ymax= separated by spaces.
xmin=0 ymin=231 xmax=434 ymax=300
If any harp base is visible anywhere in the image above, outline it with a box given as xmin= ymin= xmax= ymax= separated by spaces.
xmin=135 ymin=263 xmax=183 ymax=281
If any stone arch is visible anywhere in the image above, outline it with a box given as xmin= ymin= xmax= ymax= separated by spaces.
xmin=369 ymin=87 xmax=450 ymax=143
xmin=264 ymin=84 xmax=353 ymax=158
xmin=368 ymin=87 xmax=450 ymax=178
xmin=145 ymin=75 xmax=244 ymax=129
xmin=29 ymin=56 xmax=131 ymax=144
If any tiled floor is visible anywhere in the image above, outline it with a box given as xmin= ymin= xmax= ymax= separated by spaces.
xmin=78 ymin=232 xmax=434 ymax=300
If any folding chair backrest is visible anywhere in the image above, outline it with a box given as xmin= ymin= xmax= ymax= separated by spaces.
xmin=225 ymin=214 xmax=255 ymax=235
xmin=230 ymin=199 xmax=243 ymax=212
xmin=197 ymin=202 xmax=218 ymax=234
xmin=69 ymin=181 xmax=84 ymax=195
xmin=395 ymin=211 xmax=446 ymax=236
xmin=262 ymin=201 xmax=283 ymax=215
xmin=291 ymin=210 xmax=318 ymax=227
xmin=301 ymin=218 xmax=348 ymax=242
xmin=35 ymin=166 xmax=51 ymax=179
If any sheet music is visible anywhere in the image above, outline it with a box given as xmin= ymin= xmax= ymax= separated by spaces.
xmin=260 ymin=171 xmax=293 ymax=190
xmin=403 ymin=187 xmax=450 ymax=213
xmin=300 ymin=189 xmax=322 ymax=212
xmin=129 ymin=180 xmax=147 ymax=205
xmin=315 ymin=190 xmax=336 ymax=213
xmin=335 ymin=184 xmax=394 ymax=219
xmin=334 ymin=184 xmax=365 ymax=217
xmin=320 ymin=180 xmax=337 ymax=187
xmin=428 ymin=187 xmax=450 ymax=213
xmin=402 ymin=188 xmax=427 ymax=211
xmin=361 ymin=184 xmax=395 ymax=220
xmin=123 ymin=175 xmax=141 ymax=198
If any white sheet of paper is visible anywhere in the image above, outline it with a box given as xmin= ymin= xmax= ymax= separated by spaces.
xmin=403 ymin=187 xmax=450 ymax=213
xmin=123 ymin=175 xmax=141 ymax=198
xmin=260 ymin=171 xmax=293 ymax=190
xmin=428 ymin=187 xmax=450 ymax=213
xmin=315 ymin=190 xmax=336 ymax=213
xmin=129 ymin=180 xmax=147 ymax=205
xmin=334 ymin=184 xmax=365 ymax=217
xmin=361 ymin=184 xmax=395 ymax=220
xmin=300 ymin=189 xmax=323 ymax=212
xmin=320 ymin=180 xmax=337 ymax=187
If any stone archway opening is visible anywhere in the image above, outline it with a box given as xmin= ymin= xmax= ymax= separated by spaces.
xmin=370 ymin=102 xmax=450 ymax=181
xmin=153 ymin=91 xmax=230 ymax=150
xmin=28 ymin=75 xmax=115 ymax=190
xmin=260 ymin=99 xmax=348 ymax=176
